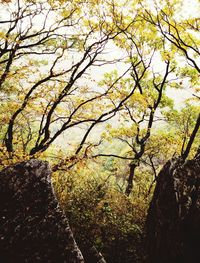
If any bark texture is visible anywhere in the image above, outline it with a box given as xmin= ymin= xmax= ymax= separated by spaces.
xmin=0 ymin=159 xmax=84 ymax=263
xmin=145 ymin=151 xmax=200 ymax=263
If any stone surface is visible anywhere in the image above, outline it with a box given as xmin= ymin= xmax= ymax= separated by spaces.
xmin=81 ymin=245 xmax=107 ymax=263
xmin=145 ymin=151 xmax=200 ymax=263
xmin=0 ymin=159 xmax=84 ymax=263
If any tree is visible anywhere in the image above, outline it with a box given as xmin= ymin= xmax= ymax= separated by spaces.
xmin=92 ymin=12 xmax=175 ymax=195
xmin=90 ymin=0 xmax=200 ymax=195
xmin=0 ymin=0 xmax=136 ymax=166
xmin=142 ymin=0 xmax=200 ymax=157
xmin=0 ymin=0 xmax=199 ymax=182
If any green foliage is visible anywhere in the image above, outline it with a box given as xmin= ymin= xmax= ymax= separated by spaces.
xmin=53 ymin=165 xmax=151 ymax=263
xmin=163 ymin=104 xmax=200 ymax=158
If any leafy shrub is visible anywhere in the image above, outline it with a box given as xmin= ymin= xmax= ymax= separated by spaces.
xmin=53 ymin=167 xmax=151 ymax=263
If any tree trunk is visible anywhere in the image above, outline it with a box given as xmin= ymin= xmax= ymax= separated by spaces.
xmin=145 ymin=150 xmax=200 ymax=263
xmin=0 ymin=159 xmax=84 ymax=263
xmin=125 ymin=162 xmax=137 ymax=196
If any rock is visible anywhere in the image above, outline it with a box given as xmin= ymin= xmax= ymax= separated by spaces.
xmin=145 ymin=151 xmax=200 ymax=263
xmin=0 ymin=159 xmax=84 ymax=263
xmin=81 ymin=245 xmax=107 ymax=263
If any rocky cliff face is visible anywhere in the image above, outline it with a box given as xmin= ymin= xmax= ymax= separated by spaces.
xmin=145 ymin=151 xmax=200 ymax=263
xmin=0 ymin=159 xmax=84 ymax=263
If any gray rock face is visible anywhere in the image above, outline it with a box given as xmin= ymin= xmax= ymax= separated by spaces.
xmin=145 ymin=152 xmax=200 ymax=263
xmin=0 ymin=159 xmax=84 ymax=263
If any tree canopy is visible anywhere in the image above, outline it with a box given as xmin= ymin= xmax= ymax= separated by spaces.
xmin=0 ymin=0 xmax=199 ymax=186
